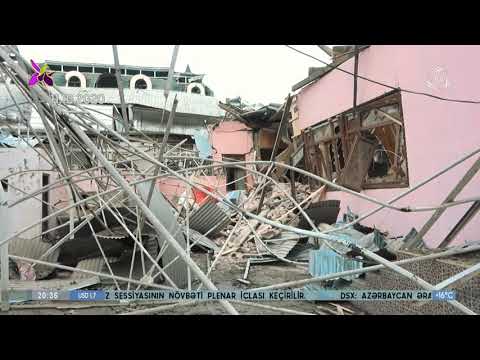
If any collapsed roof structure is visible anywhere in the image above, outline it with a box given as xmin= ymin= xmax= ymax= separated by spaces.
xmin=0 ymin=45 xmax=480 ymax=315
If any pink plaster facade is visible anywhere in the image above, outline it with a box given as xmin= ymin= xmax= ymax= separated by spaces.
xmin=210 ymin=121 xmax=254 ymax=155
xmin=296 ymin=45 xmax=480 ymax=248
xmin=210 ymin=120 xmax=255 ymax=189
xmin=157 ymin=175 xmax=227 ymax=204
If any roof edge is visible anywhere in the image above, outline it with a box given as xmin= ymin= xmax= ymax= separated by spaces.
xmin=291 ymin=45 xmax=370 ymax=92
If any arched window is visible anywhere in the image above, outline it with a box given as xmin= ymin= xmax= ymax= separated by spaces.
xmin=68 ymin=76 xmax=81 ymax=87
xmin=134 ymin=79 xmax=147 ymax=89
xmin=96 ymin=73 xmax=118 ymax=88
xmin=65 ymin=71 xmax=86 ymax=88
xmin=129 ymin=74 xmax=152 ymax=90
xmin=187 ymin=82 xmax=205 ymax=96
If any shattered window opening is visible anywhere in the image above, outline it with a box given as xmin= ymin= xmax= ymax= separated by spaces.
xmin=304 ymin=90 xmax=409 ymax=191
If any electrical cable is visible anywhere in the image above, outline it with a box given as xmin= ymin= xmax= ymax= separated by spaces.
xmin=286 ymin=45 xmax=480 ymax=104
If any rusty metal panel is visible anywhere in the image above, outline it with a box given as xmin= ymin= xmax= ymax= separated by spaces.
xmin=337 ymin=134 xmax=377 ymax=192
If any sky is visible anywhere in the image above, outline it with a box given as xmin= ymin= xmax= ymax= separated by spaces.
xmin=18 ymin=45 xmax=332 ymax=105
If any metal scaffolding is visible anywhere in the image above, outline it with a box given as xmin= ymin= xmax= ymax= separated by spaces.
xmin=0 ymin=45 xmax=479 ymax=315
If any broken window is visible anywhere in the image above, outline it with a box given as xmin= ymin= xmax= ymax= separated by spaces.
xmin=67 ymin=76 xmax=81 ymax=87
xmin=303 ymin=90 xmax=409 ymax=191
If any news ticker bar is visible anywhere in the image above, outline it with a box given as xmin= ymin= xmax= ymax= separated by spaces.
xmin=7 ymin=289 xmax=457 ymax=302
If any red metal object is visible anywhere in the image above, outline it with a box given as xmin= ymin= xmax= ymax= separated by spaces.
xmin=192 ymin=186 xmax=216 ymax=205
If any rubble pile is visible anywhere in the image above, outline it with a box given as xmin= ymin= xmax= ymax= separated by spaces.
xmin=212 ymin=182 xmax=319 ymax=263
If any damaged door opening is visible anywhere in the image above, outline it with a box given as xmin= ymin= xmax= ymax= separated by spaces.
xmin=224 ymin=155 xmax=246 ymax=191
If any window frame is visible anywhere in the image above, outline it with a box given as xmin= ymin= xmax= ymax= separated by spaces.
xmin=303 ymin=90 xmax=410 ymax=191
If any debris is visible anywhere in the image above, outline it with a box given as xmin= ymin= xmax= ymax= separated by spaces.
xmin=328 ymin=302 xmax=354 ymax=314
xmin=1 ymin=45 xmax=479 ymax=316
xmin=297 ymin=200 xmax=340 ymax=229
xmin=18 ymin=261 xmax=35 ymax=281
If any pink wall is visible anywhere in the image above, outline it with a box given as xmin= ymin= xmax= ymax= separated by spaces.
xmin=211 ymin=121 xmax=253 ymax=155
xmin=297 ymin=46 xmax=480 ymax=248
xmin=157 ymin=176 xmax=227 ymax=204
xmin=210 ymin=120 xmax=255 ymax=189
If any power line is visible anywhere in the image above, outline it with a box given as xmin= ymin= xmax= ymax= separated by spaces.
xmin=286 ymin=45 xmax=480 ymax=105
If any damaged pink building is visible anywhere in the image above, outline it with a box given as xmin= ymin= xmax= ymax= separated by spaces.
xmin=157 ymin=119 xmax=256 ymax=204
xmin=293 ymin=45 xmax=480 ymax=248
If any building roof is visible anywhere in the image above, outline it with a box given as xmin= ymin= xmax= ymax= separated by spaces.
xmin=44 ymin=60 xmax=205 ymax=77
xmin=291 ymin=45 xmax=370 ymax=92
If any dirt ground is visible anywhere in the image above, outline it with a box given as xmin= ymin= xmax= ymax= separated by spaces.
xmin=1 ymin=253 xmax=365 ymax=315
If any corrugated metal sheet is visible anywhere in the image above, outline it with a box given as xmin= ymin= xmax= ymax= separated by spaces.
xmin=184 ymin=227 xmax=220 ymax=252
xmin=255 ymin=232 xmax=300 ymax=259
xmin=9 ymin=236 xmax=60 ymax=279
xmin=260 ymin=239 xmax=300 ymax=259
xmin=70 ymin=256 xmax=119 ymax=280
xmin=136 ymin=182 xmax=187 ymax=288
xmin=309 ymin=249 xmax=363 ymax=281
xmin=189 ymin=202 xmax=230 ymax=237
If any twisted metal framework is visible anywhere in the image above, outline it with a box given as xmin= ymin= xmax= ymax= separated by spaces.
xmin=0 ymin=45 xmax=479 ymax=315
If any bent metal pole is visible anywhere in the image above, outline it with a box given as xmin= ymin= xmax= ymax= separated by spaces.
xmin=0 ymin=46 xmax=238 ymax=315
